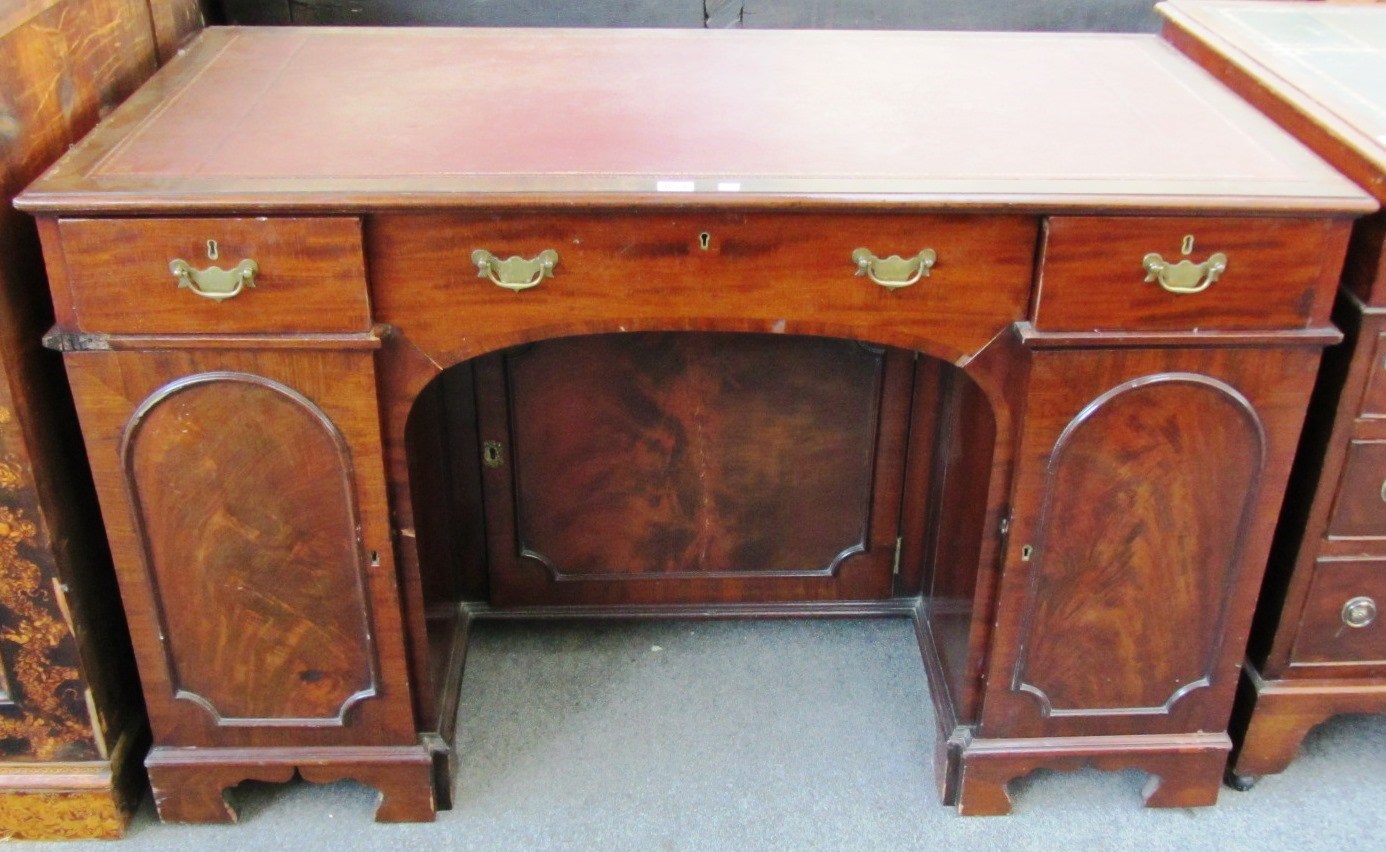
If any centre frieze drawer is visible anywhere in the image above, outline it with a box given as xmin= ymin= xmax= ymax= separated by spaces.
xmin=57 ymin=216 xmax=372 ymax=335
xmin=1034 ymin=216 xmax=1344 ymax=332
xmin=366 ymin=211 xmax=1037 ymax=357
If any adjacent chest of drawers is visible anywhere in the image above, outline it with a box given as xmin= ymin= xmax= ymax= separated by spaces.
xmin=16 ymin=26 xmax=1375 ymax=820
xmin=1162 ymin=0 xmax=1386 ymax=787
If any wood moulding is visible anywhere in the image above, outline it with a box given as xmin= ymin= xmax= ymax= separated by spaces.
xmin=955 ymin=731 xmax=1231 ymax=816
xmin=145 ymin=744 xmax=437 ymax=824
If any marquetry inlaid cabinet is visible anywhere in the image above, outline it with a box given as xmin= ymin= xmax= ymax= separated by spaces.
xmin=1161 ymin=0 xmax=1386 ymax=787
xmin=0 ymin=0 xmax=204 ymax=839
xmin=15 ymin=26 xmax=1375 ymax=820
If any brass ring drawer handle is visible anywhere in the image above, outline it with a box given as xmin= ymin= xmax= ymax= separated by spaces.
xmin=472 ymin=249 xmax=559 ymax=292
xmin=852 ymin=248 xmax=937 ymax=290
xmin=1343 ymin=596 xmax=1378 ymax=629
xmin=169 ymin=258 xmax=258 ymax=302
xmin=1142 ymin=251 xmax=1228 ymax=295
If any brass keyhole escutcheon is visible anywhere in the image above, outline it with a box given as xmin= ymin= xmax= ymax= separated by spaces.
xmin=206 ymin=239 xmax=219 ymax=260
xmin=482 ymin=440 xmax=504 ymax=468
xmin=1020 ymin=544 xmax=1034 ymax=562
xmin=699 ymin=232 xmax=711 ymax=250
xmin=1181 ymin=234 xmax=1195 ymax=256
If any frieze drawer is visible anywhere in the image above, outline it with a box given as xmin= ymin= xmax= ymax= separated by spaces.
xmin=366 ymin=211 xmax=1037 ymax=360
xmin=57 ymin=217 xmax=372 ymax=335
xmin=1033 ymin=216 xmax=1343 ymax=332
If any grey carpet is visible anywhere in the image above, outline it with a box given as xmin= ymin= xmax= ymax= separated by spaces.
xmin=30 ymin=619 xmax=1386 ymax=849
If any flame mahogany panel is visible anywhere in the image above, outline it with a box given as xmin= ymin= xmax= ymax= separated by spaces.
xmin=478 ymin=333 xmax=915 ymax=606
xmin=124 ymin=375 xmax=377 ymax=725
xmin=1016 ymin=377 xmax=1262 ymax=714
xmin=62 ymin=349 xmax=417 ymax=750
xmin=981 ymin=345 xmax=1321 ymax=741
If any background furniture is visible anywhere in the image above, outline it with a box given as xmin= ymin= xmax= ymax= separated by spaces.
xmin=0 ymin=0 xmax=206 ymax=839
xmin=1161 ymin=0 xmax=1386 ymax=786
xmin=16 ymin=26 xmax=1372 ymax=822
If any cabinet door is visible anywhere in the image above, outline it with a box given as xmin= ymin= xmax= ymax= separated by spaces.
xmin=475 ymin=333 xmax=915 ymax=607
xmin=980 ymin=347 xmax=1319 ymax=739
xmin=64 ymin=350 xmax=416 ymax=748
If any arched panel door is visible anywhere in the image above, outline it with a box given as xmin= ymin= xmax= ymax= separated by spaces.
xmin=123 ymin=372 xmax=378 ymax=727
xmin=976 ymin=347 xmax=1317 ymax=741
xmin=1013 ymin=375 xmax=1263 ymax=717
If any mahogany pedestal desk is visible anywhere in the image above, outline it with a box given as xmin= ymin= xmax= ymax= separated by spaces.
xmin=1161 ymin=0 xmax=1386 ymax=787
xmin=15 ymin=27 xmax=1375 ymax=820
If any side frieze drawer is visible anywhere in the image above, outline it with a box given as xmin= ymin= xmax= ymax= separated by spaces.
xmin=1034 ymin=216 xmax=1340 ymax=333
xmin=57 ymin=216 xmax=372 ymax=335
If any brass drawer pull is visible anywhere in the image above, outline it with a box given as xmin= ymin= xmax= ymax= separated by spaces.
xmin=472 ymin=249 xmax=559 ymax=292
xmin=852 ymin=248 xmax=936 ymax=290
xmin=1142 ymin=250 xmax=1228 ymax=295
xmin=1343 ymin=596 xmax=1378 ymax=629
xmin=169 ymin=258 xmax=258 ymax=302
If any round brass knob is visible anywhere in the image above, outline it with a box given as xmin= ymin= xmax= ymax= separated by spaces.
xmin=1342 ymin=596 xmax=1378 ymax=629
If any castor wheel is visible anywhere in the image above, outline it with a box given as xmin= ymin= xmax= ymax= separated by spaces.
xmin=1224 ymin=769 xmax=1259 ymax=792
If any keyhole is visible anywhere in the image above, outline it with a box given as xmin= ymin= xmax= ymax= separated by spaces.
xmin=1020 ymin=544 xmax=1034 ymax=562
xmin=698 ymin=232 xmax=711 ymax=250
xmin=482 ymin=440 xmax=504 ymax=468
xmin=1181 ymin=235 xmax=1195 ymax=256
xmin=206 ymin=239 xmax=219 ymax=260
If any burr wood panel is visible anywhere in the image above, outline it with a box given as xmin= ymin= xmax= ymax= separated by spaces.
xmin=123 ymin=374 xmax=378 ymax=725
